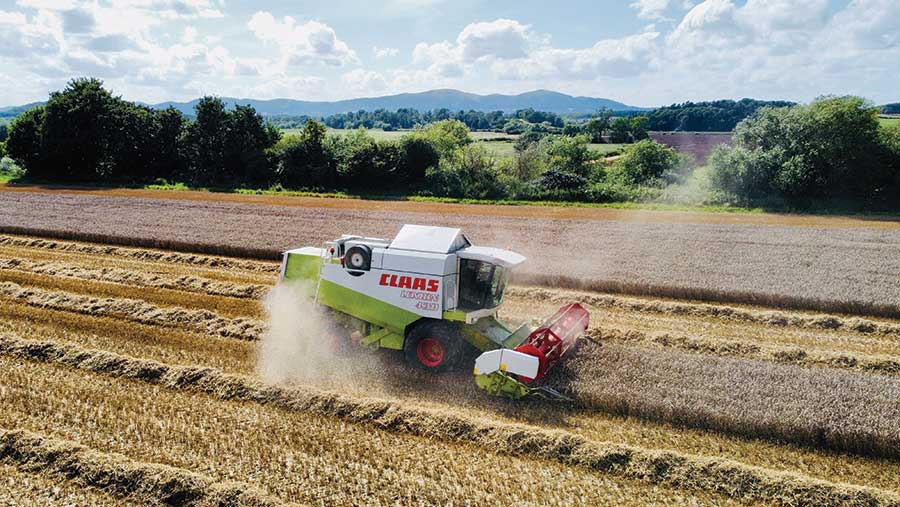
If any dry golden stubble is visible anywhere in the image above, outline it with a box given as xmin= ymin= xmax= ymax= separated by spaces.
xmin=0 ymin=281 xmax=265 ymax=340
xmin=0 ymin=462 xmax=148 ymax=507
xmin=0 ymin=334 xmax=897 ymax=507
xmin=0 ymin=256 xmax=270 ymax=299
xmin=0 ymin=270 xmax=264 ymax=319
xmin=591 ymin=327 xmax=900 ymax=377
xmin=0 ymin=357 xmax=756 ymax=507
xmin=0 ymin=427 xmax=292 ymax=507
xmin=2 ymin=304 xmax=898 ymax=493
xmin=0 ymin=233 xmax=280 ymax=272
xmin=0 ymin=301 xmax=253 ymax=375
xmin=509 ymin=287 xmax=900 ymax=338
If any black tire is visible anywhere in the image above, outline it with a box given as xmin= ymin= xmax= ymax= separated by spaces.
xmin=403 ymin=320 xmax=462 ymax=373
xmin=345 ymin=245 xmax=371 ymax=271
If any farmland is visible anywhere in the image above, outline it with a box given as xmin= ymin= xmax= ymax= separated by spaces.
xmin=1 ymin=228 xmax=900 ymax=506
xmin=1 ymin=188 xmax=898 ymax=317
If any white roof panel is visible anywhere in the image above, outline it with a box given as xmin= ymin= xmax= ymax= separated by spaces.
xmin=456 ymin=246 xmax=526 ymax=268
xmin=389 ymin=224 xmax=470 ymax=253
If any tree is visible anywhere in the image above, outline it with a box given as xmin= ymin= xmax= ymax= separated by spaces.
xmin=608 ymin=117 xmax=632 ymax=143
xmin=614 ymin=140 xmax=683 ymax=185
xmin=630 ymin=116 xmax=650 ymax=141
xmin=400 ymin=137 xmax=439 ymax=184
xmin=409 ymin=119 xmax=471 ymax=158
xmin=179 ymin=97 xmax=230 ymax=186
xmin=708 ymin=96 xmax=896 ymax=205
xmin=6 ymin=106 xmax=45 ymax=173
xmin=547 ymin=134 xmax=596 ymax=177
xmin=224 ymin=104 xmax=280 ymax=186
xmin=274 ymin=119 xmax=335 ymax=189
xmin=584 ymin=109 xmax=612 ymax=142
xmin=424 ymin=144 xmax=506 ymax=199
xmin=39 ymin=78 xmax=118 ymax=181
xmin=0 ymin=124 xmax=7 ymax=143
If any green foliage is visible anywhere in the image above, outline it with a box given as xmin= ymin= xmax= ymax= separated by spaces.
xmin=272 ymin=120 xmax=335 ymax=189
xmin=546 ymin=134 xmax=597 ymax=177
xmin=612 ymin=140 xmax=684 ymax=186
xmin=0 ymin=141 xmax=5 ymax=160
xmin=409 ymin=119 xmax=472 ymax=157
xmin=0 ymin=124 xmax=7 ymax=143
xmin=648 ymin=99 xmax=796 ymax=132
xmin=423 ymin=144 xmax=506 ymax=199
xmin=6 ymin=105 xmax=44 ymax=172
xmin=708 ymin=96 xmax=900 ymax=206
xmin=608 ymin=117 xmax=632 ymax=143
xmin=514 ymin=131 xmax=547 ymax=152
xmin=179 ymin=97 xmax=279 ymax=187
xmin=584 ymin=110 xmax=612 ymax=142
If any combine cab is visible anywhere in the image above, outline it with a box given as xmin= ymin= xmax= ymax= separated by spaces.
xmin=279 ymin=224 xmax=589 ymax=399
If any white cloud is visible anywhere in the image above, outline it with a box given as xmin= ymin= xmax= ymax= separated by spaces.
xmin=372 ymin=46 xmax=399 ymax=59
xmin=494 ymin=31 xmax=660 ymax=80
xmin=456 ymin=18 xmax=531 ymax=62
xmin=248 ymin=11 xmax=357 ymax=67
xmin=630 ymin=0 xmax=670 ymax=20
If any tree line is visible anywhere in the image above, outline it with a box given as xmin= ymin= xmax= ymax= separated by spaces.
xmin=646 ymin=99 xmax=796 ymax=132
xmin=3 ymin=79 xmax=899 ymax=211
xmin=270 ymin=107 xmax=566 ymax=133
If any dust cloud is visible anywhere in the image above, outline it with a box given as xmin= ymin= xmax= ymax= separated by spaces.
xmin=257 ymin=282 xmax=340 ymax=384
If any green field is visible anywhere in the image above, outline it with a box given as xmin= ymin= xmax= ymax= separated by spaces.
xmin=879 ymin=116 xmax=900 ymax=127
xmin=282 ymin=127 xmax=625 ymax=158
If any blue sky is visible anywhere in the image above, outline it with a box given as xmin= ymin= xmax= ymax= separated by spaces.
xmin=1 ymin=0 xmax=898 ymax=106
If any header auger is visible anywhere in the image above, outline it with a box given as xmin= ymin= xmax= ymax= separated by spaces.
xmin=279 ymin=224 xmax=590 ymax=400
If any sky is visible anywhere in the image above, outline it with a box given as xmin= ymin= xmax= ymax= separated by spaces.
xmin=0 ymin=0 xmax=898 ymax=107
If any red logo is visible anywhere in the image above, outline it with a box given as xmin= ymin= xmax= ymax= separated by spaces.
xmin=379 ymin=273 xmax=439 ymax=292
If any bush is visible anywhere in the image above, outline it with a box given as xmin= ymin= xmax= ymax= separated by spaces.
xmin=546 ymin=134 xmax=597 ymax=177
xmin=6 ymin=106 xmax=45 ymax=175
xmin=708 ymin=96 xmax=899 ymax=206
xmin=514 ymin=131 xmax=546 ymax=152
xmin=408 ymin=120 xmax=471 ymax=158
xmin=613 ymin=140 xmax=685 ymax=186
xmin=0 ymin=141 xmax=5 ymax=160
xmin=0 ymin=157 xmax=25 ymax=179
xmin=423 ymin=144 xmax=507 ymax=199
xmin=273 ymin=120 xmax=336 ymax=189
xmin=534 ymin=169 xmax=587 ymax=191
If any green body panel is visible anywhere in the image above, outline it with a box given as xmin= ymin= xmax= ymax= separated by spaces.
xmin=475 ymin=372 xmax=530 ymax=399
xmin=442 ymin=310 xmax=467 ymax=322
xmin=317 ymin=279 xmax=421 ymax=342
xmin=361 ymin=326 xmax=404 ymax=350
xmin=283 ymin=252 xmax=323 ymax=282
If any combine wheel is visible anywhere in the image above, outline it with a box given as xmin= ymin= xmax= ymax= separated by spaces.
xmin=404 ymin=321 xmax=461 ymax=373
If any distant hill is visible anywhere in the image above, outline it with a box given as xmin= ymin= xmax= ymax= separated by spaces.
xmin=149 ymin=89 xmax=646 ymax=117
xmin=883 ymin=103 xmax=900 ymax=115
xmin=0 ymin=102 xmax=43 ymax=118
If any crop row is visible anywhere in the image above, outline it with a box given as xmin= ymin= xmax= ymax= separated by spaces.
xmin=0 ymin=427 xmax=289 ymax=507
xmin=0 ymin=281 xmax=264 ymax=340
xmin=4 ymin=278 xmax=898 ymax=460
xmin=511 ymin=287 xmax=900 ymax=337
xmin=0 ymin=233 xmax=279 ymax=273
xmin=592 ymin=327 xmax=900 ymax=377
xmin=0 ymin=257 xmax=269 ymax=299
xmin=0 ymin=333 xmax=896 ymax=507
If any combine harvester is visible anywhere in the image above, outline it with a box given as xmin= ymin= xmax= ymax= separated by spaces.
xmin=279 ymin=224 xmax=590 ymax=399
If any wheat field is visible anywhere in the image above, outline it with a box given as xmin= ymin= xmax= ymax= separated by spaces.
xmin=1 ymin=233 xmax=899 ymax=506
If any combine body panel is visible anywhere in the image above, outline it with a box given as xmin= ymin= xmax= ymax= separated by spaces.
xmin=279 ymin=224 xmax=589 ymax=400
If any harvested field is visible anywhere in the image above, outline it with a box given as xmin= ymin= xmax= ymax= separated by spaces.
xmin=1 ymin=234 xmax=898 ymax=504
xmin=2 ymin=190 xmax=899 ymax=318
